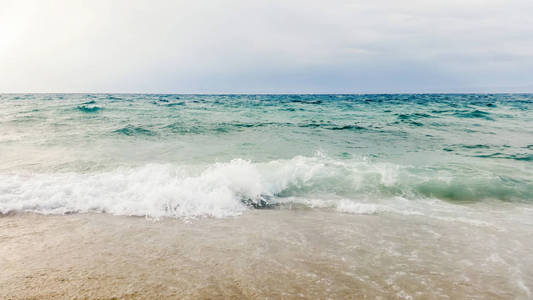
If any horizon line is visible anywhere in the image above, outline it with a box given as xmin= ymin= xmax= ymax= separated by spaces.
xmin=2 ymin=92 xmax=533 ymax=95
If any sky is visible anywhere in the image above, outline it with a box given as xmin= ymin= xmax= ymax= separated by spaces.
xmin=1 ymin=0 xmax=532 ymax=93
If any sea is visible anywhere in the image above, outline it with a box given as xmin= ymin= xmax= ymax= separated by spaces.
xmin=1 ymin=94 xmax=532 ymax=298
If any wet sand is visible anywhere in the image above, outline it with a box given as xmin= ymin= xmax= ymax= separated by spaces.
xmin=1 ymin=209 xmax=532 ymax=299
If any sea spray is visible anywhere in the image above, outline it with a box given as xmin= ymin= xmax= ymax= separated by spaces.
xmin=1 ymin=153 xmax=532 ymax=217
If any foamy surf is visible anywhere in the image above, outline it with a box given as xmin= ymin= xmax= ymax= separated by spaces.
xmin=0 ymin=155 xmax=373 ymax=217
xmin=1 ymin=153 xmax=531 ymax=222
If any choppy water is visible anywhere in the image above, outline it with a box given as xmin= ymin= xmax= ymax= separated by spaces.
xmin=0 ymin=94 xmax=532 ymax=217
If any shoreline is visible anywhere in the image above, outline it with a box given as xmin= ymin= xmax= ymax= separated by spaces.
xmin=2 ymin=210 xmax=531 ymax=299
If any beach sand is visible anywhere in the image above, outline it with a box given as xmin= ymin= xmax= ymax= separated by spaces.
xmin=1 ymin=209 xmax=532 ymax=299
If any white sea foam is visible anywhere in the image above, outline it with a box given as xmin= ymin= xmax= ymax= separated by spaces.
xmin=0 ymin=157 xmax=319 ymax=217
xmin=336 ymin=200 xmax=385 ymax=215
xmin=0 ymin=154 xmax=405 ymax=217
xmin=0 ymin=154 xmax=529 ymax=222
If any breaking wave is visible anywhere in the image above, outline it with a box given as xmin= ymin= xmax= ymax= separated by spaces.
xmin=1 ymin=154 xmax=531 ymax=218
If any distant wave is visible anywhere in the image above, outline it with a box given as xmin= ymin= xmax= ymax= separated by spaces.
xmin=113 ymin=125 xmax=156 ymax=136
xmin=76 ymin=105 xmax=102 ymax=113
xmin=454 ymin=109 xmax=494 ymax=120
xmin=474 ymin=153 xmax=533 ymax=161
xmin=158 ymin=121 xmax=370 ymax=134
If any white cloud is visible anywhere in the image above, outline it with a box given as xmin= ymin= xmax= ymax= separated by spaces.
xmin=1 ymin=0 xmax=532 ymax=92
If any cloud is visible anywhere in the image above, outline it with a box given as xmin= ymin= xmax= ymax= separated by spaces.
xmin=1 ymin=0 xmax=532 ymax=92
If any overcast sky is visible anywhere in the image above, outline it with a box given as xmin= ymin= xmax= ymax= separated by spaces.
xmin=1 ymin=0 xmax=532 ymax=93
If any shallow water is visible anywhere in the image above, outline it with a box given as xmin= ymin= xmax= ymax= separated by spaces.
xmin=1 ymin=94 xmax=532 ymax=298
xmin=1 ymin=210 xmax=532 ymax=299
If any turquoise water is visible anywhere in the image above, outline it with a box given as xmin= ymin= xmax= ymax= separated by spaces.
xmin=1 ymin=94 xmax=532 ymax=217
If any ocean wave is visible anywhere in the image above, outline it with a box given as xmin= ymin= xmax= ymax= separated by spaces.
xmin=1 ymin=154 xmax=532 ymax=218
xmin=473 ymin=153 xmax=533 ymax=162
xmin=164 ymin=102 xmax=186 ymax=107
xmin=454 ymin=109 xmax=494 ymax=120
xmin=76 ymin=105 xmax=102 ymax=113
xmin=157 ymin=121 xmax=370 ymax=135
xmin=397 ymin=113 xmax=433 ymax=120
xmin=0 ymin=160 xmax=273 ymax=217
xmin=113 ymin=125 xmax=156 ymax=136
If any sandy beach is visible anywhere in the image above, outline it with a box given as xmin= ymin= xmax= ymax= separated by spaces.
xmin=2 ymin=208 xmax=532 ymax=299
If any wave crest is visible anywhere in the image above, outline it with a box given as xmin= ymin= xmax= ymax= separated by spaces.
xmin=1 ymin=154 xmax=532 ymax=218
